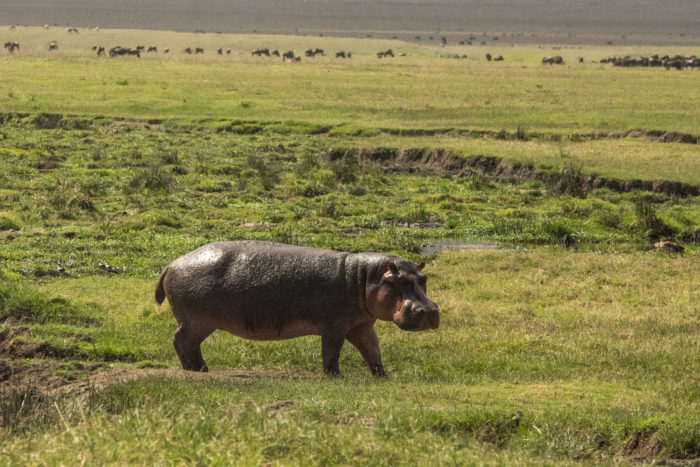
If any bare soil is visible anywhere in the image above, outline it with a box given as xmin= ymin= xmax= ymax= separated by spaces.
xmin=324 ymin=147 xmax=700 ymax=197
xmin=1 ymin=322 xmax=314 ymax=399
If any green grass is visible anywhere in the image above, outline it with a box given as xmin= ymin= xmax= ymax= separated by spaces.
xmin=1 ymin=27 xmax=699 ymax=465
xmin=2 ymin=29 xmax=700 ymax=134
xmin=1 ymin=251 xmax=699 ymax=464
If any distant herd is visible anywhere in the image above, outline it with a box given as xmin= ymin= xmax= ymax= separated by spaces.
xmin=600 ymin=54 xmax=699 ymax=70
xmin=2 ymin=29 xmax=698 ymax=70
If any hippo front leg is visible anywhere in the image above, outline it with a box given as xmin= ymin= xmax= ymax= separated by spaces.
xmin=346 ymin=322 xmax=387 ymax=377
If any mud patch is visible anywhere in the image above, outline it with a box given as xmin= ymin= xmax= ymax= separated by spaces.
xmin=624 ymin=431 xmax=662 ymax=460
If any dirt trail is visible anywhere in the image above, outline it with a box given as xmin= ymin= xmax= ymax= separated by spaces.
xmin=1 ymin=363 xmax=315 ymax=399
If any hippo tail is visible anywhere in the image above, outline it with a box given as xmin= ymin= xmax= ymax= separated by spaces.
xmin=155 ymin=267 xmax=168 ymax=305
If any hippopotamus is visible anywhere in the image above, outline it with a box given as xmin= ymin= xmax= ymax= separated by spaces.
xmin=156 ymin=241 xmax=439 ymax=376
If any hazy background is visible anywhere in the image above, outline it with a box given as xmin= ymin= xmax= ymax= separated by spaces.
xmin=2 ymin=0 xmax=699 ymax=44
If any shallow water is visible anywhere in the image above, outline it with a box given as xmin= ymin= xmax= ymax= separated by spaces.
xmin=421 ymin=239 xmax=505 ymax=256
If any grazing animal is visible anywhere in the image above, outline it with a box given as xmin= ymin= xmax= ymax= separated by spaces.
xmin=156 ymin=241 xmax=440 ymax=376
xmin=97 ymin=46 xmax=105 ymax=56
xmin=56 ymin=263 xmax=68 ymax=276
xmin=282 ymin=50 xmax=295 ymax=60
xmin=164 ymin=48 xmax=170 ymax=54
xmin=48 ymin=41 xmax=58 ymax=51
xmin=653 ymin=238 xmax=684 ymax=254
xmin=147 ymin=46 xmax=157 ymax=52
xmin=185 ymin=47 xmax=192 ymax=54
xmin=305 ymin=48 xmax=315 ymax=57
xmin=542 ymin=55 xmax=564 ymax=65
xmin=226 ymin=48 xmax=231 ymax=54
xmin=335 ymin=51 xmax=346 ymax=59
xmin=271 ymin=49 xmax=280 ymax=56
xmin=493 ymin=55 xmax=504 ymax=61
xmin=92 ymin=44 xmax=97 ymax=51
xmin=486 ymin=53 xmax=492 ymax=61
xmin=217 ymin=47 xmax=222 ymax=55
xmin=195 ymin=47 xmax=204 ymax=54
xmin=4 ymin=41 xmax=19 ymax=52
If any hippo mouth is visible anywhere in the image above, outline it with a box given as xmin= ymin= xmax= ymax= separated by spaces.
xmin=393 ymin=302 xmax=439 ymax=331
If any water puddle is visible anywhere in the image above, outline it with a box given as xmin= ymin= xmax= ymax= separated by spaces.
xmin=421 ymin=239 xmax=508 ymax=256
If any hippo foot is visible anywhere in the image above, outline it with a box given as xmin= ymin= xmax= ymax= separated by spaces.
xmin=323 ymin=366 xmax=343 ymax=378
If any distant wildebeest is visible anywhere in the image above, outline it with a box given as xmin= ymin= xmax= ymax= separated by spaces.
xmin=226 ymin=48 xmax=231 ymax=54
xmin=578 ymin=57 xmax=584 ymax=63
xmin=67 ymin=27 xmax=78 ymax=33
xmin=335 ymin=51 xmax=346 ymax=59
xmin=486 ymin=53 xmax=492 ymax=61
xmin=293 ymin=56 xmax=301 ymax=62
xmin=4 ymin=40 xmax=19 ymax=52
xmin=542 ymin=55 xmax=564 ymax=65
xmin=493 ymin=55 xmax=504 ymax=61
xmin=110 ymin=46 xmax=140 ymax=58
xmin=314 ymin=48 xmax=324 ymax=56
xmin=271 ymin=49 xmax=280 ymax=57
xmin=217 ymin=47 xmax=222 ymax=55
xmin=148 ymin=46 xmax=157 ymax=53
xmin=97 ymin=46 xmax=105 ymax=56
xmin=305 ymin=48 xmax=315 ymax=57
xmin=252 ymin=48 xmax=270 ymax=56
xmin=282 ymin=50 xmax=295 ymax=60
xmin=378 ymin=49 xmax=394 ymax=58
xmin=92 ymin=44 xmax=97 ymax=51
xmin=164 ymin=48 xmax=170 ymax=54
xmin=185 ymin=47 xmax=192 ymax=54
xmin=136 ymin=45 xmax=145 ymax=52
xmin=48 ymin=41 xmax=58 ymax=51
xmin=195 ymin=47 xmax=204 ymax=54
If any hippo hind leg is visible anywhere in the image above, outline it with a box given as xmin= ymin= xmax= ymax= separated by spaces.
xmin=173 ymin=322 xmax=212 ymax=372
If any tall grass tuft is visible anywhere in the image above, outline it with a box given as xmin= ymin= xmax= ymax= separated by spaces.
xmin=552 ymin=162 xmax=589 ymax=198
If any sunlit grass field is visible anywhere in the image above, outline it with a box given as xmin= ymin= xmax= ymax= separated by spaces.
xmin=2 ymin=28 xmax=700 ymax=133
xmin=1 ymin=27 xmax=699 ymax=465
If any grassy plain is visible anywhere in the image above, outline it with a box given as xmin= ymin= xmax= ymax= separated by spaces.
xmin=1 ymin=27 xmax=699 ymax=465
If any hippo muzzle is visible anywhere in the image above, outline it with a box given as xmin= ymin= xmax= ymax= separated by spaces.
xmin=393 ymin=299 xmax=440 ymax=331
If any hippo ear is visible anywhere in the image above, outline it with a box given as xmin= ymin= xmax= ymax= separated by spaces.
xmin=418 ymin=261 xmax=426 ymax=270
xmin=381 ymin=261 xmax=399 ymax=279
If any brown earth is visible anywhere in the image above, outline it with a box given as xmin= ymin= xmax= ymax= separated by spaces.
xmin=323 ymin=147 xmax=700 ymax=198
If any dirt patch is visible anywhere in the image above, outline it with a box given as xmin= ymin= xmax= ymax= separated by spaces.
xmin=0 ymin=355 xmax=317 ymax=402
xmin=323 ymin=148 xmax=700 ymax=198
xmin=625 ymin=431 xmax=663 ymax=460
xmin=621 ymin=130 xmax=700 ymax=145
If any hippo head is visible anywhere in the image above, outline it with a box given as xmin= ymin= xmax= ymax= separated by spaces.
xmin=366 ymin=258 xmax=439 ymax=331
